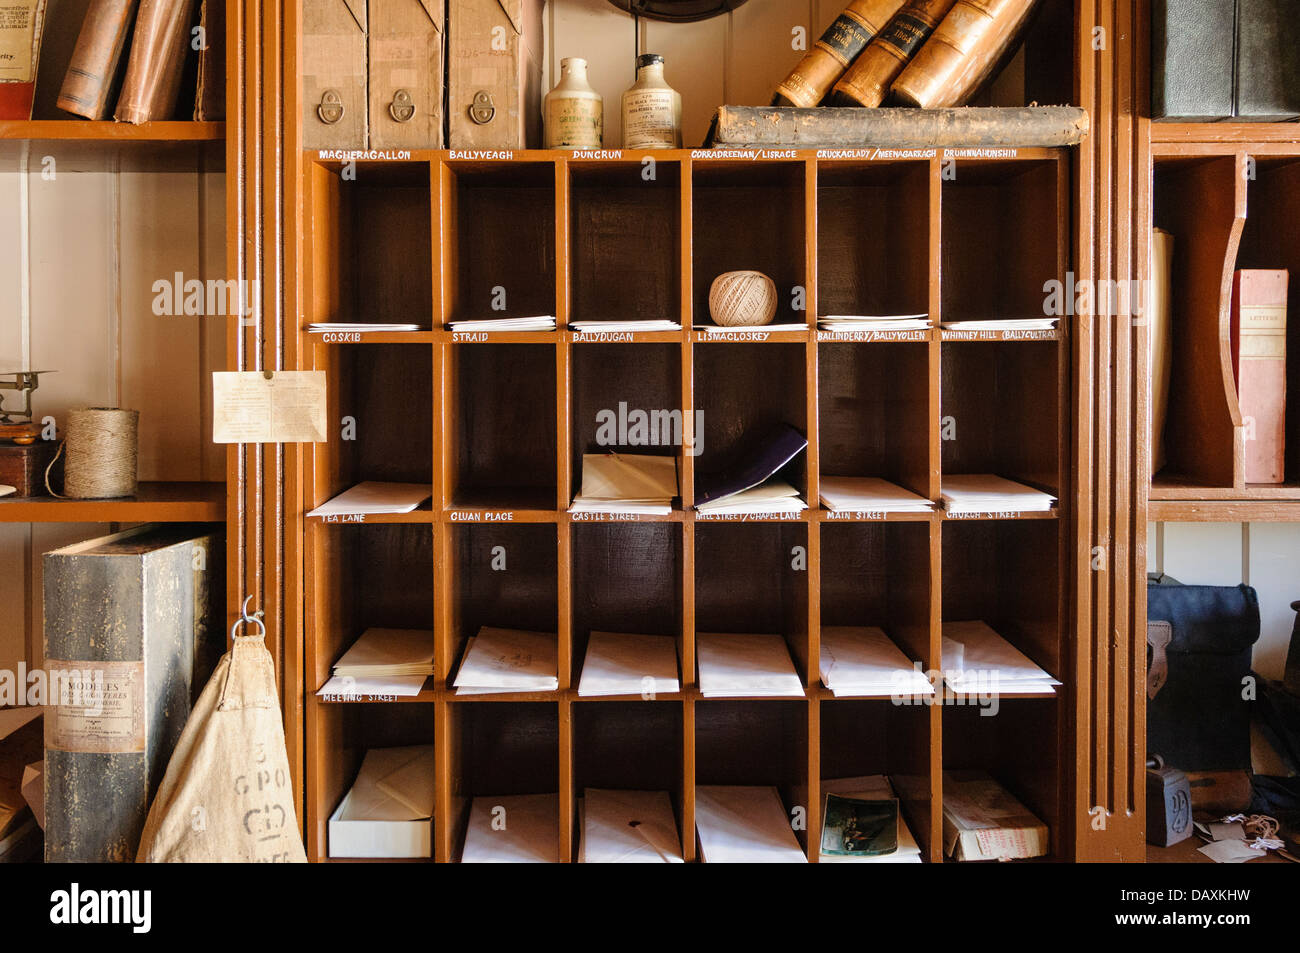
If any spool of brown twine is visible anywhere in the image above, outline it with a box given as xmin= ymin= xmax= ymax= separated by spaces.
xmin=45 ymin=407 xmax=140 ymax=499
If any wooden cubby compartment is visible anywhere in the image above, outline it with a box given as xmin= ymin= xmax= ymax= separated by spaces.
xmin=445 ymin=702 xmax=560 ymax=862
xmin=573 ymin=702 xmax=686 ymax=860
xmin=692 ymin=162 xmax=806 ymax=327
xmin=819 ymin=700 xmax=935 ymax=860
xmin=446 ymin=343 xmax=557 ymax=509
xmin=819 ymin=342 xmax=933 ymax=498
xmin=942 ymin=699 xmax=1061 ymax=861
xmin=693 ymin=342 xmax=808 ymax=500
xmin=820 ymin=521 xmax=933 ymax=670
xmin=941 ymin=340 xmax=1062 ymax=496
xmin=570 ymin=342 xmax=682 ymax=503
xmin=317 ymin=704 xmax=437 ymax=862
xmin=309 ymin=161 xmax=433 ymax=329
xmin=447 ymin=522 xmax=559 ymax=692
xmin=314 ymin=343 xmax=434 ymax=498
xmin=941 ymin=518 xmax=1063 ymax=688
xmin=569 ymin=162 xmax=681 ymax=323
xmin=310 ymin=522 xmax=436 ymax=697
xmin=694 ymin=522 xmax=809 ymax=687
xmin=695 ymin=700 xmax=810 ymax=855
xmin=941 ymin=159 xmax=1064 ymax=323
xmin=441 ymin=162 xmax=556 ymax=323
xmin=817 ymin=162 xmax=930 ymax=319
xmin=571 ymin=522 xmax=683 ymax=689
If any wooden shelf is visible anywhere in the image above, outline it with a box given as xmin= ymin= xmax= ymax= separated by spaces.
xmin=0 ymin=481 xmax=224 ymax=523
xmin=1150 ymin=121 xmax=1300 ymax=144
xmin=0 ymin=120 xmax=225 ymax=142
xmin=301 ymin=152 xmax=1071 ymax=863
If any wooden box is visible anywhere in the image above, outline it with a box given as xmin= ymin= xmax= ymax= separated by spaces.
xmin=303 ymin=0 xmax=368 ymax=150
xmin=447 ymin=0 xmax=544 ymax=150
xmin=43 ymin=525 xmax=223 ymax=863
xmin=369 ymin=0 xmax=444 ymax=150
xmin=0 ymin=439 xmax=59 ymax=498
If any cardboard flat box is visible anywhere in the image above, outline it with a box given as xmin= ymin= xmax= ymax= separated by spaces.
xmin=303 ymin=0 xmax=368 ymax=150
xmin=369 ymin=0 xmax=443 ymax=149
xmin=328 ymin=790 xmax=432 ymax=858
xmin=447 ymin=0 xmax=544 ymax=149
xmin=942 ymin=770 xmax=1048 ymax=861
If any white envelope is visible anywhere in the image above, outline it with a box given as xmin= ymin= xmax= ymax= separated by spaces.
xmin=819 ymin=626 xmax=934 ymax=696
xmin=577 ymin=453 xmax=678 ymax=503
xmin=578 ymin=632 xmax=680 ymax=697
xmin=339 ymin=746 xmax=435 ymax=822
xmin=308 ymin=481 xmax=432 ymax=516
xmin=580 ymin=789 xmax=683 ymax=863
xmin=941 ymin=621 xmax=1060 ymax=692
xmin=453 ymin=628 xmax=558 ymax=692
xmin=940 ymin=474 xmax=1056 ymax=513
xmin=695 ymin=786 xmax=806 ymax=863
xmin=332 ymin=628 xmax=436 ymax=676
xmin=818 ymin=476 xmax=934 ymax=513
xmin=696 ymin=633 xmax=804 ymax=697
xmin=461 ymin=794 xmax=559 ymax=863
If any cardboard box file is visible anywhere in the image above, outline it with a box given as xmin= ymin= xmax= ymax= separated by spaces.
xmin=303 ymin=0 xmax=368 ymax=150
xmin=447 ymin=0 xmax=545 ymax=149
xmin=369 ymin=0 xmax=444 ymax=149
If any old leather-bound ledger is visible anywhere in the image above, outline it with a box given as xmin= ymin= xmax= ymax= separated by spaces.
xmin=1232 ymin=269 xmax=1289 ymax=484
xmin=0 ymin=0 xmax=47 ymax=120
xmin=57 ymin=0 xmax=139 ymax=119
xmin=891 ymin=0 xmax=1037 ymax=108
xmin=772 ymin=0 xmax=905 ymax=108
xmin=114 ymin=0 xmax=199 ymax=124
xmin=831 ymin=0 xmax=957 ymax=107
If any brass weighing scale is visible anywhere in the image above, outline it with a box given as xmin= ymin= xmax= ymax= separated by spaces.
xmin=0 ymin=371 xmax=58 ymax=497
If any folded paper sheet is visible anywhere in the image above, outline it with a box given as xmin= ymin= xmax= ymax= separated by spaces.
xmin=819 ymin=626 xmax=934 ymax=697
xmin=941 ymin=620 xmax=1060 ymax=694
xmin=696 ymin=632 xmax=803 ymax=698
xmin=577 ymin=631 xmax=680 ymax=697
xmin=819 ymin=476 xmax=934 ymax=513
xmin=940 ymin=474 xmax=1056 ymax=513
xmin=307 ymin=482 xmax=432 ymax=516
xmin=695 ymin=786 xmax=806 ymax=863
xmin=447 ymin=316 xmax=556 ymax=332
xmin=453 ymin=627 xmax=558 ymax=694
xmin=462 ymin=793 xmax=559 ymax=863
xmin=580 ymin=789 xmax=683 ymax=863
xmin=570 ymin=453 xmax=678 ymax=514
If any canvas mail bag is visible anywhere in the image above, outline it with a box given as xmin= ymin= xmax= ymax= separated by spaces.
xmin=136 ymin=615 xmax=306 ymax=863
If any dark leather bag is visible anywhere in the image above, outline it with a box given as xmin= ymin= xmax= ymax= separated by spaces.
xmin=1146 ymin=583 xmax=1260 ymax=771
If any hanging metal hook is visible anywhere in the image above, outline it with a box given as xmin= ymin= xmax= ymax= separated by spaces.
xmin=231 ymin=595 xmax=267 ymax=641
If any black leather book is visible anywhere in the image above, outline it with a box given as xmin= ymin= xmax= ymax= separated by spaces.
xmin=1235 ymin=0 xmax=1300 ymax=120
xmin=1151 ymin=0 xmax=1235 ymax=121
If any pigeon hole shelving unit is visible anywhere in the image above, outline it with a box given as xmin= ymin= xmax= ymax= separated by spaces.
xmin=300 ymin=148 xmax=1070 ymax=862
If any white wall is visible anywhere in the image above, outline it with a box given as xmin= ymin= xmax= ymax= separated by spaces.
xmin=1148 ymin=521 xmax=1299 ymax=680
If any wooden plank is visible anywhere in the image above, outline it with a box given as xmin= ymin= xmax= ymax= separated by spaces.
xmin=709 ymin=106 xmax=1091 ymax=148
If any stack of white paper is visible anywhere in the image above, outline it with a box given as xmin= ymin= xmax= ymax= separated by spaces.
xmin=695 ymin=479 xmax=806 ymax=515
xmin=447 ymin=315 xmax=556 ymax=332
xmin=941 ymin=620 xmax=1061 ymax=695
xmin=317 ymin=628 xmax=436 ymax=697
xmin=941 ymin=318 xmax=1058 ymax=331
xmin=307 ymin=481 xmax=432 ymax=517
xmin=819 ymin=314 xmax=930 ymax=332
xmin=570 ymin=453 xmax=678 ymax=515
xmin=569 ymin=320 xmax=681 ymax=333
xmin=696 ymin=632 xmax=804 ymax=698
xmin=819 ymin=775 xmax=922 ymax=864
xmin=453 ymin=626 xmax=558 ymax=695
xmin=819 ymin=626 xmax=934 ymax=698
xmin=693 ymin=322 xmax=808 ymax=333
xmin=579 ymin=789 xmax=683 ymax=863
xmin=577 ymin=631 xmax=680 ymax=697
xmin=329 ymin=745 xmax=435 ymax=858
xmin=819 ymin=476 xmax=934 ymax=514
xmin=940 ymin=474 xmax=1056 ymax=513
xmin=695 ymin=786 xmax=807 ymax=863
xmin=461 ymin=793 xmax=559 ymax=863
xmin=308 ymin=322 xmax=422 ymax=332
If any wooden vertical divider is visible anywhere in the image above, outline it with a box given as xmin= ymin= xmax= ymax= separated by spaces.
xmin=554 ymin=157 xmax=575 ymax=860
xmin=678 ymin=156 xmax=697 ymax=860
xmin=925 ymin=153 xmax=945 ymax=864
xmin=803 ymin=158 xmax=822 ymax=861
xmin=430 ymin=158 xmax=452 ymax=864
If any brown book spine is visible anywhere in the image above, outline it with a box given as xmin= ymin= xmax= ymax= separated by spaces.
xmin=891 ymin=0 xmax=1037 ymax=109
xmin=192 ymin=0 xmax=224 ymax=120
xmin=1232 ymin=269 xmax=1289 ymax=484
xmin=831 ymin=0 xmax=957 ymax=107
xmin=57 ymin=0 xmax=139 ymax=120
xmin=113 ymin=0 xmax=199 ymax=124
xmin=772 ymin=0 xmax=907 ymax=108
